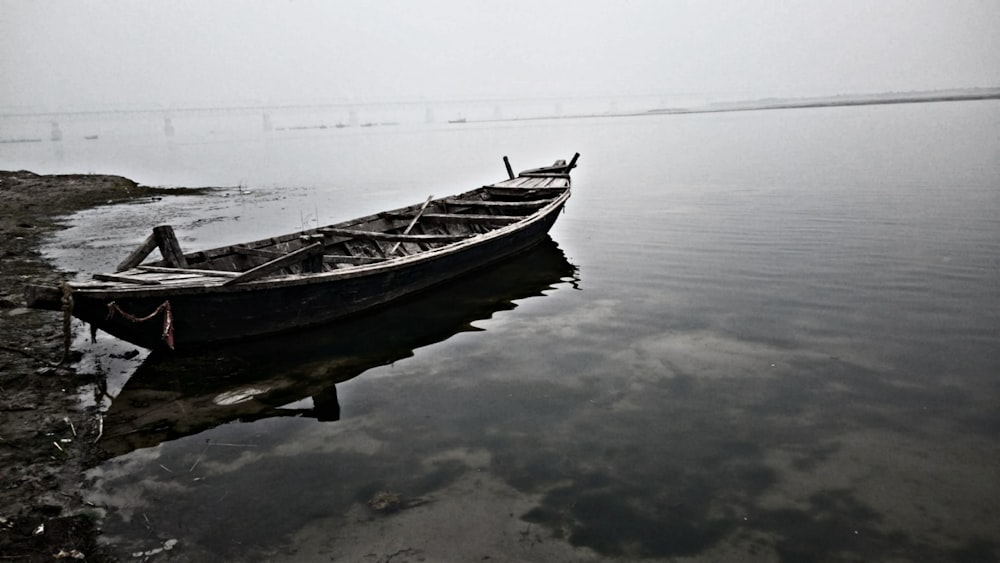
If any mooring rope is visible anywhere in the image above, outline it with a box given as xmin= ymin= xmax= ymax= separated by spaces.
xmin=60 ymin=282 xmax=73 ymax=364
xmin=106 ymin=300 xmax=175 ymax=349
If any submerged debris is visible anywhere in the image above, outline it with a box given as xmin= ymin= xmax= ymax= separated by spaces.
xmin=131 ymin=538 xmax=178 ymax=558
xmin=368 ymin=491 xmax=402 ymax=512
xmin=366 ymin=490 xmax=430 ymax=514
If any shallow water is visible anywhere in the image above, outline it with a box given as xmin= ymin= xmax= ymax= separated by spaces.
xmin=6 ymin=101 xmax=1000 ymax=561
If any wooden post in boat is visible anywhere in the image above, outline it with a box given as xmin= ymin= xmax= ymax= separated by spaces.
xmin=389 ymin=195 xmax=434 ymax=255
xmin=503 ymin=156 xmax=515 ymax=180
xmin=153 ymin=225 xmax=188 ymax=268
xmin=116 ymin=225 xmax=188 ymax=271
xmin=300 ymin=235 xmax=325 ymax=272
xmin=566 ymin=152 xmax=580 ymax=171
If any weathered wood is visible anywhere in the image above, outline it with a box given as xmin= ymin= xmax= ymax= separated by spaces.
xmin=539 ymin=178 xmax=567 ymax=187
xmin=153 ymin=225 xmax=189 ymax=268
xmin=517 ymin=153 xmax=578 ymax=177
xmin=233 ymin=246 xmax=284 ymax=259
xmin=522 ymin=177 xmax=552 ymax=188
xmin=93 ymin=273 xmax=163 ymax=286
xmin=383 ymin=210 xmax=525 ymax=222
xmin=300 ymin=235 xmax=326 ymax=272
xmin=420 ymin=213 xmax=522 ymax=224
xmin=145 ymin=275 xmax=220 ymax=285
xmin=322 ymin=254 xmax=386 ymax=265
xmin=484 ymin=186 xmax=568 ymax=195
xmin=566 ymin=152 xmax=580 ymax=170
xmin=442 ymin=198 xmax=549 ymax=208
xmin=517 ymin=172 xmax=571 ymax=179
xmin=509 ymin=176 xmax=538 ymax=187
xmin=303 ymin=256 xmax=325 ymax=273
xmin=222 ymin=243 xmax=325 ymax=286
xmin=390 ymin=195 xmax=434 ymax=255
xmin=137 ymin=266 xmax=240 ymax=278
xmin=131 ymin=272 xmax=204 ymax=281
xmin=117 ymin=233 xmax=159 ymax=272
xmin=320 ymin=228 xmax=471 ymax=242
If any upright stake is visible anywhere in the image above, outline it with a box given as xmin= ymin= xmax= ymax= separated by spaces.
xmin=503 ymin=156 xmax=515 ymax=180
xmin=60 ymin=282 xmax=73 ymax=365
xmin=153 ymin=225 xmax=188 ymax=268
xmin=566 ymin=152 xmax=580 ymax=171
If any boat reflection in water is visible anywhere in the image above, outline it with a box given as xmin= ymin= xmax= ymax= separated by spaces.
xmin=96 ymin=238 xmax=578 ymax=459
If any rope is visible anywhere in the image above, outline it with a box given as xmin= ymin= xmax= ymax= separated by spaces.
xmin=60 ymin=282 xmax=73 ymax=364
xmin=106 ymin=300 xmax=175 ymax=349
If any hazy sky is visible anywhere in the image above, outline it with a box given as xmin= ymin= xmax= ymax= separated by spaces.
xmin=2 ymin=0 xmax=998 ymax=110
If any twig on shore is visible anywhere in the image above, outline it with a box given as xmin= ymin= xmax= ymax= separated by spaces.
xmin=93 ymin=415 xmax=103 ymax=444
xmin=0 ymin=342 xmax=65 ymax=369
xmin=0 ymin=343 xmax=50 ymax=363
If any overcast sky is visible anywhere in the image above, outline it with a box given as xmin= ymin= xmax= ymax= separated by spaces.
xmin=2 ymin=0 xmax=998 ymax=110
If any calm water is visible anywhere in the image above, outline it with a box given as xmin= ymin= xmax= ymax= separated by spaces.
xmin=4 ymin=101 xmax=999 ymax=561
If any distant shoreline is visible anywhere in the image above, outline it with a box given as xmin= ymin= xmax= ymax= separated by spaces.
xmin=645 ymin=88 xmax=1000 ymax=117
xmin=481 ymin=87 xmax=1000 ymax=124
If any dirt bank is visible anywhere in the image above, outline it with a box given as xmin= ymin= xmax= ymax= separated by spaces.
xmin=0 ymin=171 xmax=204 ymax=561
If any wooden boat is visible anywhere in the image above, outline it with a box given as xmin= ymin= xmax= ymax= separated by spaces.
xmin=26 ymin=153 xmax=578 ymax=351
xmin=93 ymin=238 xmax=577 ymax=459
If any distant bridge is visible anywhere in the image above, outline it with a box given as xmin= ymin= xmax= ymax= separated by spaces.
xmin=0 ymin=92 xmax=702 ymax=121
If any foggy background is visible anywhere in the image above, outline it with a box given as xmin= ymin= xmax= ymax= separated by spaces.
xmin=3 ymin=0 xmax=999 ymax=113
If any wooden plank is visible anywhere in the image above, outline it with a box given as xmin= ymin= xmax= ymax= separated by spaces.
xmin=519 ymin=177 xmax=547 ymax=188
xmin=539 ymin=177 xmax=569 ymax=187
xmin=222 ymin=242 xmax=325 ymax=286
xmin=518 ymin=172 xmax=571 ymax=179
xmin=133 ymin=272 xmax=205 ymax=281
xmin=322 ymin=255 xmax=386 ymax=265
xmin=484 ymin=185 xmax=567 ymax=195
xmin=93 ymin=273 xmax=162 ymax=286
xmin=319 ymin=228 xmax=471 ymax=242
xmin=151 ymin=276 xmax=227 ymax=286
xmin=116 ymin=233 xmax=159 ymax=272
xmin=233 ymin=246 xmax=285 ymax=258
xmin=441 ymin=198 xmax=550 ymax=208
xmin=121 ymin=274 xmax=221 ymax=286
xmin=489 ymin=177 xmax=534 ymax=188
xmin=137 ymin=266 xmax=240 ymax=278
xmin=420 ymin=213 xmax=522 ymax=224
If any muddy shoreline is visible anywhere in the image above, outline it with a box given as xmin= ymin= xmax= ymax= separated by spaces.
xmin=0 ymin=171 xmax=205 ymax=561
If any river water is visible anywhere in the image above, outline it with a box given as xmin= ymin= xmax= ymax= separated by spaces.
xmin=3 ymin=101 xmax=999 ymax=561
